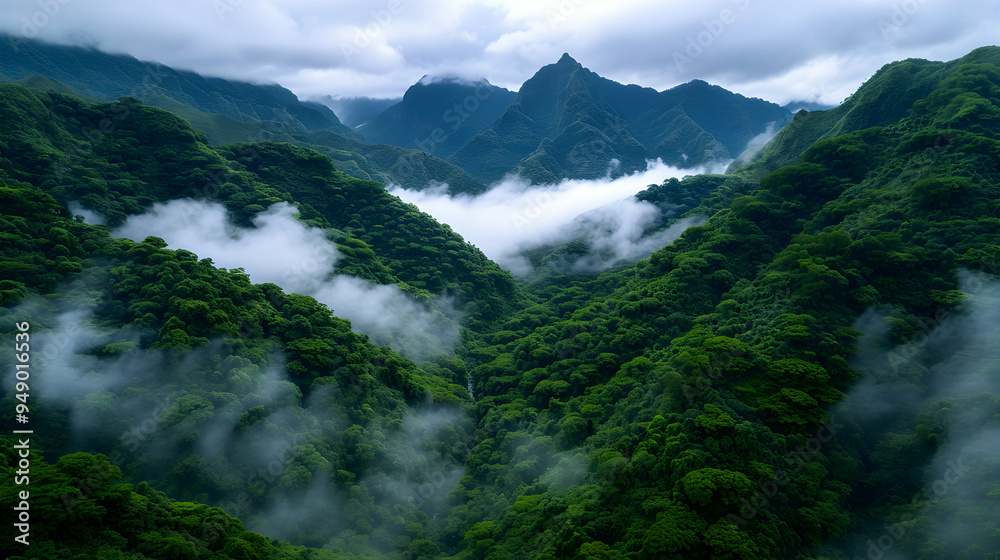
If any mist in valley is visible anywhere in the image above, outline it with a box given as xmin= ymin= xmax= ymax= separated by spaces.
xmin=112 ymin=200 xmax=460 ymax=361
xmin=831 ymin=270 xmax=1000 ymax=557
xmin=389 ymin=158 xmax=724 ymax=276
xmin=0 ymin=288 xmax=472 ymax=549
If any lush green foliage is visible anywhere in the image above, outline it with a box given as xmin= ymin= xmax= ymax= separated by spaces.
xmin=0 ymin=82 xmax=522 ymax=557
xmin=735 ymin=46 xmax=1000 ymax=178
xmin=440 ymin=50 xmax=1000 ymax=560
xmin=358 ymin=79 xmax=515 ymax=161
xmin=0 ymin=82 xmax=528 ymax=332
xmin=0 ymin=34 xmax=489 ymax=195
xmin=0 ymin=164 xmax=473 ymax=554
xmin=449 ymin=54 xmax=791 ymax=184
xmin=0 ymin=435 xmax=351 ymax=560
xmin=2 ymin=46 xmax=1000 ymax=560
xmin=0 ymin=34 xmax=348 ymax=133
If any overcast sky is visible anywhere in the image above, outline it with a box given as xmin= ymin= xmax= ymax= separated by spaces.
xmin=2 ymin=0 xmax=997 ymax=104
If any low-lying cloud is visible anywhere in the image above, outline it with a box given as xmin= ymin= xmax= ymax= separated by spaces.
xmin=112 ymin=200 xmax=459 ymax=359
xmin=389 ymin=158 xmax=715 ymax=276
xmin=833 ymin=270 xmax=1000 ymax=556
xmin=728 ymin=121 xmax=779 ymax=169
xmin=0 ymin=296 xmax=470 ymax=552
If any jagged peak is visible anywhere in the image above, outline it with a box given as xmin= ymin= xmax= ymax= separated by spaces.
xmin=557 ymin=52 xmax=578 ymax=65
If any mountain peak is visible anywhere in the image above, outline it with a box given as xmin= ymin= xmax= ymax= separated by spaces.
xmin=557 ymin=53 xmax=579 ymax=66
xmin=416 ymin=74 xmax=490 ymax=87
xmin=670 ymin=78 xmax=711 ymax=90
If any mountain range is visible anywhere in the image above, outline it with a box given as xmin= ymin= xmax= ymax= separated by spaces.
xmin=1 ymin=34 xmax=999 ymax=560
xmin=1 ymin=36 xmax=797 ymax=192
xmin=357 ymin=77 xmax=517 ymax=161
xmin=0 ymin=35 xmax=491 ymax=195
xmin=447 ymin=53 xmax=792 ymax=184
xmin=345 ymin=53 xmax=794 ymax=185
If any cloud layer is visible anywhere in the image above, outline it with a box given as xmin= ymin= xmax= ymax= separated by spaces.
xmin=113 ymin=200 xmax=459 ymax=359
xmin=835 ymin=271 xmax=1000 ymax=554
xmin=2 ymin=1 xmax=997 ymax=103
xmin=390 ymin=159 xmax=710 ymax=275
xmin=0 ymin=299 xmax=468 ymax=549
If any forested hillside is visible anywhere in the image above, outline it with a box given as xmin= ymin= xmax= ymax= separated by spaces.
xmin=2 ymin=46 xmax=1000 ymax=560
xmin=0 ymin=35 xmax=490 ymax=195
xmin=448 ymin=53 xmax=791 ymax=184
xmin=448 ymin=49 xmax=1000 ymax=559
xmin=0 ymin=80 xmax=531 ymax=558
xmin=315 ymin=95 xmax=402 ymax=129
xmin=357 ymin=77 xmax=515 ymax=161
xmin=737 ymin=46 xmax=1000 ymax=178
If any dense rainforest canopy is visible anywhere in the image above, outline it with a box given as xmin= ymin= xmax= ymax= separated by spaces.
xmin=2 ymin=46 xmax=1000 ymax=560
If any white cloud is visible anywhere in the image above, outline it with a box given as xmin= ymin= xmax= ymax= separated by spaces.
xmin=389 ymin=159 xmax=713 ymax=275
xmin=112 ymin=200 xmax=458 ymax=359
xmin=1 ymin=1 xmax=996 ymax=102
xmin=835 ymin=270 xmax=1000 ymax=554
xmin=729 ymin=121 xmax=778 ymax=168
xmin=115 ymin=200 xmax=338 ymax=293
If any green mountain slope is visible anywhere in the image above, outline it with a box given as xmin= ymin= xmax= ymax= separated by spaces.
xmin=0 ymin=35 xmax=490 ymax=194
xmin=448 ymin=53 xmax=791 ymax=184
xmin=296 ymin=128 xmax=490 ymax=195
xmin=442 ymin=50 xmax=1000 ymax=559
xmin=16 ymin=73 xmax=95 ymax=99
xmin=735 ymin=45 xmax=1000 ymax=178
xmin=1 ymin=437 xmax=347 ymax=560
xmin=0 ymin=174 xmax=469 ymax=558
xmin=357 ymin=77 xmax=516 ymax=161
xmin=0 ymin=82 xmax=531 ymax=557
xmin=0 ymin=35 xmax=349 ymax=133
xmin=1 ymin=46 xmax=1000 ymax=560
xmin=0 ymin=83 xmax=527 ymax=332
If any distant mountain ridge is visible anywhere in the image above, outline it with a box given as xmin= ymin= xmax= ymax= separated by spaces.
xmin=0 ymin=34 xmax=491 ymax=194
xmin=357 ymin=76 xmax=516 ymax=160
xmin=0 ymin=34 xmax=350 ymax=134
xmin=447 ymin=53 xmax=792 ymax=184
xmin=2 ymin=37 xmax=795 ymax=191
xmin=3 ymin=40 xmax=1000 ymax=560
